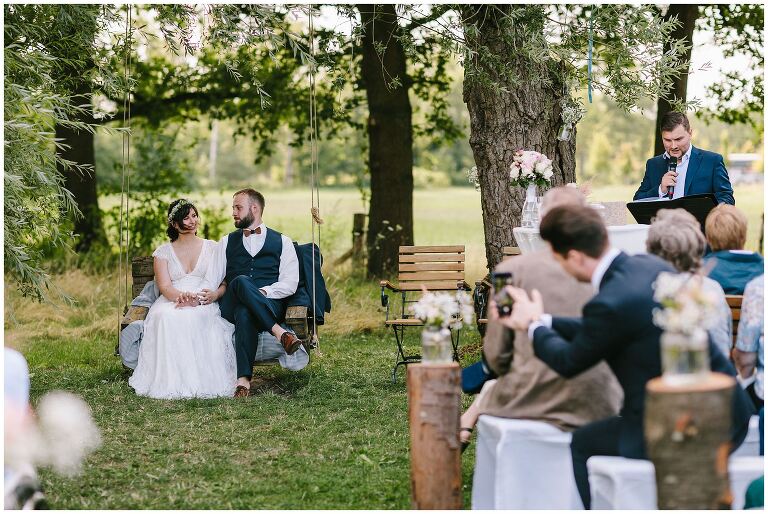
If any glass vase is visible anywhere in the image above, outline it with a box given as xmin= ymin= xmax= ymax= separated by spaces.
xmin=557 ymin=122 xmax=574 ymax=141
xmin=421 ymin=326 xmax=453 ymax=365
xmin=661 ymin=329 xmax=710 ymax=386
xmin=521 ymin=184 xmax=540 ymax=228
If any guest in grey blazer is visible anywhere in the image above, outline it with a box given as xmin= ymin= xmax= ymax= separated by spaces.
xmin=460 ymin=187 xmax=622 ymax=449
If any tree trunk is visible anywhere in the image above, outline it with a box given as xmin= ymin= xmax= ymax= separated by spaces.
xmin=654 ymin=5 xmax=699 ymax=156
xmin=461 ymin=6 xmax=576 ymax=271
xmin=357 ymin=4 xmax=415 ymax=278
xmin=55 ymin=83 xmax=105 ymax=252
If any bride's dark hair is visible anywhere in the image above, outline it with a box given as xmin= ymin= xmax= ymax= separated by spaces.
xmin=166 ymin=199 xmax=199 ymax=241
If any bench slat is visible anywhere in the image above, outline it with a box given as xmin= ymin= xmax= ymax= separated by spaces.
xmin=399 ymin=245 xmax=464 ymax=254
xmin=399 ymin=263 xmax=465 ymax=272
xmin=399 ymin=254 xmax=466 ymax=263
xmin=385 ymin=318 xmax=424 ymax=326
xmin=399 ymin=271 xmax=465 ymax=281
xmin=397 ymin=281 xmax=467 ymax=291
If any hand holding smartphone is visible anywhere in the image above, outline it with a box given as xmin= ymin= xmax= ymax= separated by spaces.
xmin=491 ymin=272 xmax=514 ymax=317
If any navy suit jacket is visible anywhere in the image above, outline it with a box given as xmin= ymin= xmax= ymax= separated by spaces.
xmin=532 ymin=252 xmax=753 ymax=459
xmin=633 ymin=147 xmax=735 ymax=205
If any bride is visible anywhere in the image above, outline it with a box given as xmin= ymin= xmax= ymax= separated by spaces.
xmin=129 ymin=199 xmax=236 ymax=399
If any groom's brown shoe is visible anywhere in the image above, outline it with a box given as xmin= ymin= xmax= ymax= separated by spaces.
xmin=280 ymin=332 xmax=303 ymax=356
xmin=233 ymin=385 xmax=249 ymax=398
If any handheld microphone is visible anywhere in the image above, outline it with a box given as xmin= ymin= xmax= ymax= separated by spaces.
xmin=666 ymin=156 xmax=678 ymax=198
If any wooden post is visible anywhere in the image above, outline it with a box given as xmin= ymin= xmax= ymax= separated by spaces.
xmin=407 ymin=363 xmax=462 ymax=510
xmin=352 ymin=213 xmax=366 ymax=267
xmin=645 ymin=372 xmax=736 ymax=509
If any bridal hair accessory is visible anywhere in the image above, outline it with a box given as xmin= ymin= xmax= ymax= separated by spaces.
xmin=168 ymin=199 xmax=191 ymax=224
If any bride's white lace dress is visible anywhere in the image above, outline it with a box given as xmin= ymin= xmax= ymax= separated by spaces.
xmin=129 ymin=240 xmax=236 ymax=399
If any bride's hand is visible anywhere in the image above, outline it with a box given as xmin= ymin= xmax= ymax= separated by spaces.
xmin=198 ymin=289 xmax=217 ymax=305
xmin=175 ymin=291 xmax=199 ymax=308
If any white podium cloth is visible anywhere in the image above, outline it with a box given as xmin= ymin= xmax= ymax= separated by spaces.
xmin=471 ymin=415 xmax=584 ymax=509
xmin=588 ymin=454 xmax=764 ymax=510
xmin=514 ymin=225 xmax=649 ymax=256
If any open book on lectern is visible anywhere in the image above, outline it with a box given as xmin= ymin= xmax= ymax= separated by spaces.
xmin=626 ymin=194 xmax=718 ymax=229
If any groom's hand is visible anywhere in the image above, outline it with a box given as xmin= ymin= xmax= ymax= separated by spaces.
xmin=198 ymin=289 xmax=217 ymax=305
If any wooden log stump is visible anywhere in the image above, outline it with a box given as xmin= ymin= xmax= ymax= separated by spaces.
xmin=407 ymin=363 xmax=462 ymax=510
xmin=645 ymin=372 xmax=736 ymax=509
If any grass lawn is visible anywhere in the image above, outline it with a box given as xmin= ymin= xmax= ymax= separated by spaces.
xmin=7 ymin=183 xmax=763 ymax=508
xmin=7 ymin=272 xmax=483 ymax=509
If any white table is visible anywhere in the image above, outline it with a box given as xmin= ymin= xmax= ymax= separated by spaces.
xmin=472 ymin=415 xmax=584 ymax=509
xmin=513 ymin=224 xmax=650 ymax=255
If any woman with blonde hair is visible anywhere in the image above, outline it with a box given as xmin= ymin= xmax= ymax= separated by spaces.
xmin=646 ymin=208 xmax=732 ymax=358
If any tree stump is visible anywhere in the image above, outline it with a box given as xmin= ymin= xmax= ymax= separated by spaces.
xmin=407 ymin=363 xmax=462 ymax=510
xmin=645 ymin=372 xmax=736 ymax=509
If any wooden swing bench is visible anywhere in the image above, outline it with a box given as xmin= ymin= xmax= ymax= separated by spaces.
xmin=119 ymin=256 xmax=316 ymax=366
xmin=380 ymin=245 xmax=471 ymax=382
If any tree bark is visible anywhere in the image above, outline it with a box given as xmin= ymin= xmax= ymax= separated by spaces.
xmin=461 ymin=6 xmax=576 ymax=271
xmin=407 ymin=363 xmax=462 ymax=509
xmin=357 ymin=4 xmax=415 ymax=278
xmin=654 ymin=5 xmax=700 ymax=156
xmin=645 ymin=373 xmax=736 ymax=509
xmin=55 ymin=83 xmax=106 ymax=252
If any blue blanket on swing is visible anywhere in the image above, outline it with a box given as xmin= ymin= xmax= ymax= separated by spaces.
xmin=286 ymin=242 xmax=331 ymax=324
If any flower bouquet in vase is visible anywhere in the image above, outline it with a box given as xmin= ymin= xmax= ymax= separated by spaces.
xmin=410 ymin=289 xmax=474 ymax=365
xmin=509 ymin=150 xmax=554 ymax=228
xmin=652 ymin=272 xmax=719 ymax=385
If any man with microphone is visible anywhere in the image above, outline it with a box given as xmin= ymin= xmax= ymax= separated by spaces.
xmin=633 ymin=111 xmax=735 ymax=204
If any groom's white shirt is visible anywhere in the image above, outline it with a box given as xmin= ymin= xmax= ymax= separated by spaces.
xmin=206 ymin=222 xmax=299 ymax=298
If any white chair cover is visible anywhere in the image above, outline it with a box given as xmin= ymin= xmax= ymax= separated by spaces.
xmin=732 ymin=415 xmax=761 ymax=458
xmin=471 ymin=415 xmax=584 ymax=509
xmin=588 ymin=454 xmax=764 ymax=509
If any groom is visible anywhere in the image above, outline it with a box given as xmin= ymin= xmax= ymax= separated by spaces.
xmin=203 ymin=188 xmax=303 ymax=398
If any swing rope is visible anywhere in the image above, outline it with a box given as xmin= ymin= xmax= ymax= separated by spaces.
xmin=117 ymin=5 xmax=133 ymax=339
xmin=308 ymin=6 xmax=323 ymax=349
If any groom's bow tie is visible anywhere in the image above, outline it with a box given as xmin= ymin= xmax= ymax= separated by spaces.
xmin=244 ymin=227 xmax=262 ymax=237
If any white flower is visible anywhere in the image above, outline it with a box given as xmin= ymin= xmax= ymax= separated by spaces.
xmin=509 ymin=150 xmax=554 ymax=187
xmin=410 ymin=290 xmax=474 ymax=329
xmin=652 ymin=273 xmax=719 ymax=334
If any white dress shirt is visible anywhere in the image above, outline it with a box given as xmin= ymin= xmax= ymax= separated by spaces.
xmin=527 ymin=247 xmax=621 ymax=339
xmin=658 ymin=145 xmax=693 ymax=199
xmin=205 ymin=223 xmax=299 ymax=299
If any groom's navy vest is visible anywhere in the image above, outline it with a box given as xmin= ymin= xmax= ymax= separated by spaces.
xmin=225 ymin=228 xmax=283 ymax=288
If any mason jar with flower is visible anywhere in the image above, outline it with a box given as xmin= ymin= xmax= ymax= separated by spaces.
xmin=410 ymin=289 xmax=474 ymax=365
xmin=652 ymin=272 xmax=720 ymax=385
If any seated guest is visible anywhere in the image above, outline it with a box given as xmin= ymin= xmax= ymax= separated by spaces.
xmin=704 ymin=204 xmax=763 ymax=294
xmin=733 ymin=275 xmax=764 ymax=411
xmin=646 ymin=209 xmax=732 ymax=358
xmin=498 ymin=204 xmax=754 ymax=509
xmin=459 ymin=187 xmax=622 ymax=450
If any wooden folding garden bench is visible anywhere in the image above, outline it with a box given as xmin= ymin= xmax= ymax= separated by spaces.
xmin=474 ymin=246 xmax=521 ymax=331
xmin=380 ymin=245 xmax=471 ymax=382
